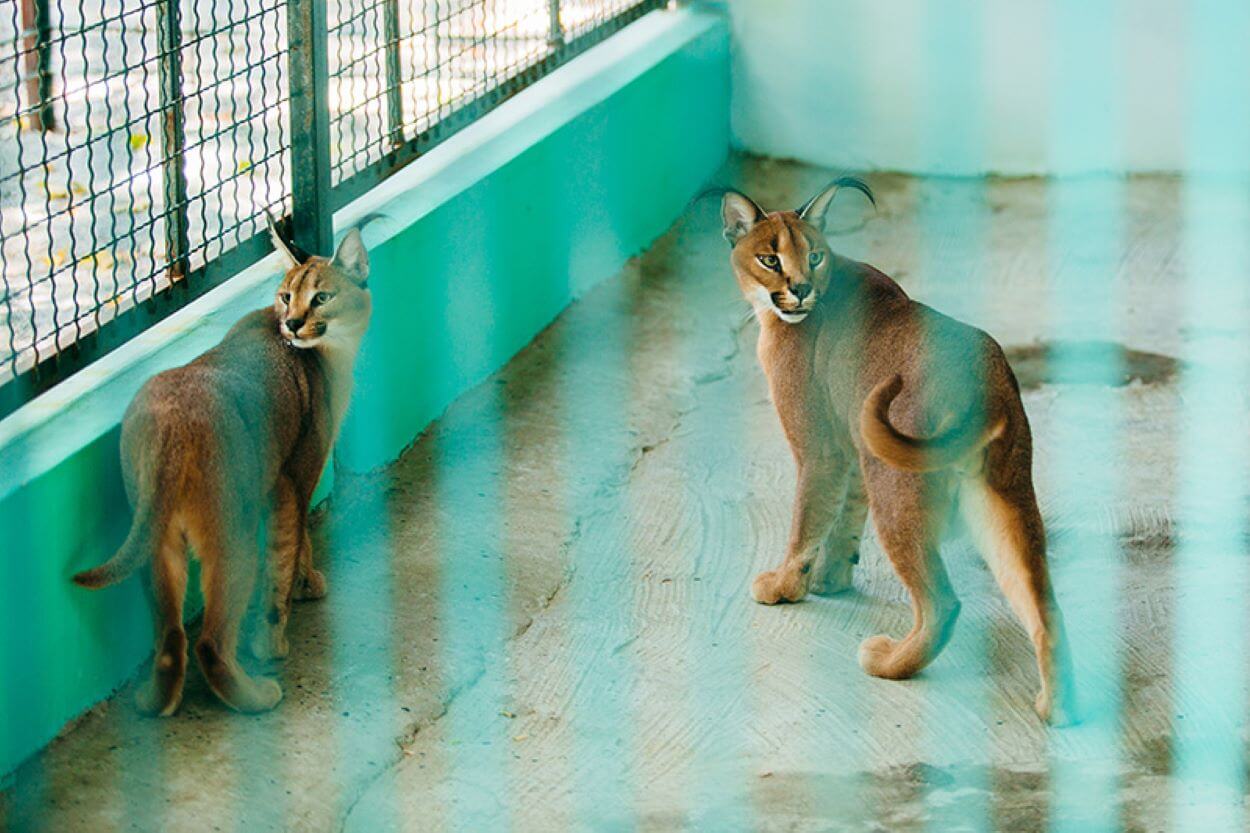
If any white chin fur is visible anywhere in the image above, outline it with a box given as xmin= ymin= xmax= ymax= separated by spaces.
xmin=772 ymin=308 xmax=809 ymax=324
xmin=750 ymin=287 xmax=809 ymax=324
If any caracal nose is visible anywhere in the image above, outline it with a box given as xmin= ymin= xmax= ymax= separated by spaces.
xmin=285 ymin=317 xmax=304 ymax=332
xmin=791 ymin=283 xmax=812 ymax=301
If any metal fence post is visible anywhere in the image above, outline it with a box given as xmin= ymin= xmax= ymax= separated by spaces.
xmin=547 ymin=0 xmax=563 ymax=48
xmin=157 ymin=0 xmax=190 ymax=283
xmin=383 ymin=0 xmax=404 ymax=151
xmin=287 ymin=0 xmax=334 ymax=258
xmin=20 ymin=0 xmax=56 ymax=131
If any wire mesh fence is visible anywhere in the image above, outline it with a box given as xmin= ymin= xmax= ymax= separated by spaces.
xmin=0 ymin=0 xmax=664 ymax=418
xmin=324 ymin=0 xmax=663 ymax=203
xmin=328 ymin=0 xmax=563 ymax=186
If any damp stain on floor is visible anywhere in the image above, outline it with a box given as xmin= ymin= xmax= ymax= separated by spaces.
xmin=1005 ymin=340 xmax=1180 ymax=390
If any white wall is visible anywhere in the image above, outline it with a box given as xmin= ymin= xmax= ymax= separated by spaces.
xmin=727 ymin=0 xmax=1245 ymax=175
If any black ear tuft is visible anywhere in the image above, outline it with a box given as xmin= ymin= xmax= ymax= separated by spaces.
xmin=287 ymin=240 xmax=314 ymax=264
xmin=265 ymin=210 xmax=313 ymax=267
xmin=796 ymin=176 xmax=876 ymax=230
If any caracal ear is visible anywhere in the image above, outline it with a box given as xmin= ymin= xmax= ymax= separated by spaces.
xmin=796 ymin=176 xmax=876 ymax=231
xmin=265 ymin=210 xmax=300 ymax=271
xmin=721 ymin=190 xmax=765 ymax=246
xmin=331 ymin=227 xmax=369 ymax=287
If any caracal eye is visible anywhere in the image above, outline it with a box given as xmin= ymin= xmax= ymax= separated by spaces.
xmin=808 ymin=251 xmax=824 ymax=267
xmin=279 ymin=291 xmax=291 ymax=304
xmin=313 ymin=291 xmax=334 ymax=306
xmin=757 ymin=254 xmax=780 ymax=270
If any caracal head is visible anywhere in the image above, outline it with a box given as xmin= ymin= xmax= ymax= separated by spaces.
xmin=720 ymin=177 xmax=874 ymax=325
xmin=268 ymin=217 xmax=372 ymax=350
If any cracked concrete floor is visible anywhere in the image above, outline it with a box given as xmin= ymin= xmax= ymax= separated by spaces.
xmin=3 ymin=156 xmax=1246 ymax=831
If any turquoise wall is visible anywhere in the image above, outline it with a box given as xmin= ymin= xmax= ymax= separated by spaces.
xmin=0 ymin=10 xmax=729 ymax=778
xmin=341 ymin=32 xmax=730 ymax=467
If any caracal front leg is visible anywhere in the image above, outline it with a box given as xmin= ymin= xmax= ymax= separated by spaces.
xmin=285 ymin=437 xmax=327 ymax=602
xmin=752 ymin=458 xmax=842 ymax=605
xmin=809 ymin=466 xmax=868 ymax=596
xmin=251 ymin=476 xmax=302 ymax=661
xmin=291 ymin=525 xmax=326 ymax=601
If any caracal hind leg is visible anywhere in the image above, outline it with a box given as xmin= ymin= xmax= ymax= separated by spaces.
xmin=809 ymin=467 xmax=869 ymax=596
xmin=135 ymin=531 xmax=190 ymax=716
xmin=960 ymin=479 xmax=1075 ymax=724
xmin=194 ymin=520 xmax=282 ymax=713
xmin=858 ymin=459 xmax=961 ymax=680
xmin=251 ymin=476 xmax=301 ymax=661
xmin=752 ymin=458 xmax=843 ymax=604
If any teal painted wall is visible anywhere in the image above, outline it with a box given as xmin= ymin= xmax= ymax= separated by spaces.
xmin=0 ymin=11 xmax=730 ymax=778
xmin=340 ymin=22 xmax=731 ymax=468
xmin=0 ymin=431 xmax=148 ymax=774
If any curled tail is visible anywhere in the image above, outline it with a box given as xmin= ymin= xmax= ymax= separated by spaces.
xmin=860 ymin=375 xmax=1005 ymax=473
xmin=73 ymin=490 xmax=160 ymax=589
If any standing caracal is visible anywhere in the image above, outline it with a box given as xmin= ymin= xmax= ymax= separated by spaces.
xmin=74 ymin=221 xmax=371 ymax=715
xmin=721 ymin=179 xmax=1074 ymax=722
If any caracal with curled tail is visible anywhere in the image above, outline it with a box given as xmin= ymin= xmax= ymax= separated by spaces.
xmin=74 ymin=220 xmax=371 ymax=715
xmin=719 ymin=179 xmax=1074 ymax=723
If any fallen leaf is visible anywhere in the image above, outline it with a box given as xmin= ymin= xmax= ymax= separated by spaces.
xmin=79 ymin=251 xmax=115 ymax=270
xmin=129 ymin=133 xmax=150 ymax=151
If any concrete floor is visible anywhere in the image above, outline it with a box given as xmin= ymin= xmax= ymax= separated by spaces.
xmin=2 ymin=156 xmax=1243 ymax=831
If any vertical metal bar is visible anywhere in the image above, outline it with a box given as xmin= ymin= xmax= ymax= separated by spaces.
xmin=383 ymin=0 xmax=404 ymax=151
xmin=20 ymin=0 xmax=55 ymax=131
xmin=287 ymin=0 xmax=334 ymax=258
xmin=547 ymin=0 xmax=563 ymax=48
xmin=430 ymin=0 xmax=442 ymax=123
xmin=157 ymin=0 xmax=190 ymax=283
